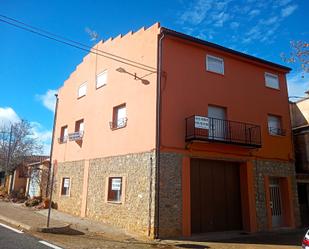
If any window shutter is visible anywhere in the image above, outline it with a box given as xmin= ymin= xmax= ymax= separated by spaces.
xmin=78 ymin=82 xmax=87 ymax=97
xmin=96 ymin=71 xmax=108 ymax=88
xmin=207 ymin=55 xmax=224 ymax=74
xmin=265 ymin=73 xmax=279 ymax=89
xmin=79 ymin=122 xmax=84 ymax=132
xmin=268 ymin=115 xmax=281 ymax=135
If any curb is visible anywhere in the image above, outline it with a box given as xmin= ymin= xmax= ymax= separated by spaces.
xmin=37 ymin=224 xmax=86 ymax=235
xmin=0 ymin=214 xmax=33 ymax=231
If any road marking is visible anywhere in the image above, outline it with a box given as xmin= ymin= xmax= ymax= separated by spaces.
xmin=0 ymin=223 xmax=23 ymax=234
xmin=38 ymin=241 xmax=63 ymax=249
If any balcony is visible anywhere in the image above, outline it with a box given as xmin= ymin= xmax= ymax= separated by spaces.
xmin=186 ymin=115 xmax=262 ymax=148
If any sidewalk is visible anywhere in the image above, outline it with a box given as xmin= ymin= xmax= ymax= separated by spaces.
xmin=0 ymin=200 xmax=305 ymax=249
xmin=0 ymin=200 xmax=65 ymax=231
xmin=0 ymin=200 xmax=135 ymax=241
xmin=0 ymin=200 xmax=175 ymax=249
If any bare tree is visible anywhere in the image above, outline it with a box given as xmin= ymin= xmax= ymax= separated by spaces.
xmin=281 ymin=40 xmax=309 ymax=77
xmin=0 ymin=120 xmax=43 ymax=176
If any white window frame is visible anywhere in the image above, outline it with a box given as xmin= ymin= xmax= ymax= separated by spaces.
xmin=111 ymin=104 xmax=127 ymax=129
xmin=60 ymin=125 xmax=68 ymax=143
xmin=78 ymin=82 xmax=87 ymax=98
xmin=60 ymin=177 xmax=71 ymax=196
xmin=268 ymin=115 xmax=282 ymax=135
xmin=206 ymin=55 xmax=224 ymax=75
xmin=116 ymin=105 xmax=127 ymax=128
xmin=265 ymin=72 xmax=279 ymax=89
xmin=79 ymin=121 xmax=84 ymax=133
xmin=75 ymin=119 xmax=84 ymax=138
xmin=96 ymin=70 xmax=108 ymax=89
xmin=105 ymin=175 xmax=126 ymax=204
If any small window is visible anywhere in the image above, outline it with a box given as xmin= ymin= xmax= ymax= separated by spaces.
xmin=110 ymin=104 xmax=127 ymax=129
xmin=268 ymin=115 xmax=284 ymax=135
xmin=61 ymin=178 xmax=70 ymax=196
xmin=96 ymin=70 xmax=107 ymax=89
xmin=72 ymin=119 xmax=84 ymax=141
xmin=59 ymin=125 xmax=68 ymax=143
xmin=108 ymin=177 xmax=122 ymax=202
xmin=206 ymin=55 xmax=224 ymax=75
xmin=75 ymin=119 xmax=84 ymax=133
xmin=265 ymin=73 xmax=279 ymax=89
xmin=78 ymin=82 xmax=87 ymax=98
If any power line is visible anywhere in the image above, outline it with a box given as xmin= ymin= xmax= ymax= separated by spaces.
xmin=0 ymin=14 xmax=157 ymax=71
xmin=0 ymin=14 xmax=157 ymax=73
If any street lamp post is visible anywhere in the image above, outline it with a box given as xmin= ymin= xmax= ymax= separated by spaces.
xmin=46 ymin=93 xmax=59 ymax=228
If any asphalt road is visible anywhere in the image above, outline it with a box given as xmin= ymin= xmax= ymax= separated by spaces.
xmin=0 ymin=223 xmax=63 ymax=249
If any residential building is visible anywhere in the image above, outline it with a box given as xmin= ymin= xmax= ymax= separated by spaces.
xmin=26 ymin=157 xmax=50 ymax=198
xmin=52 ymin=23 xmax=300 ymax=238
xmin=290 ymin=94 xmax=309 ymax=226
xmin=9 ymin=155 xmax=49 ymax=197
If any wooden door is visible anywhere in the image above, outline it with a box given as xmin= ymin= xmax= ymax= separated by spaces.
xmin=190 ymin=159 xmax=242 ymax=233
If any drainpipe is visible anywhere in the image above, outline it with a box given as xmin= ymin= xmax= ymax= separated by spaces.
xmin=154 ymin=31 xmax=165 ymax=239
xmin=46 ymin=94 xmax=59 ymax=198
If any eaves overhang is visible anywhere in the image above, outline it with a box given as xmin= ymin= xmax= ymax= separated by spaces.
xmin=161 ymin=27 xmax=292 ymax=72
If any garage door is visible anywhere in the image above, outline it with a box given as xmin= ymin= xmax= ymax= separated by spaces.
xmin=190 ymin=159 xmax=243 ymax=233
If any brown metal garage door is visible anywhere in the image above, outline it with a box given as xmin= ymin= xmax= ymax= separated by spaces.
xmin=191 ymin=158 xmax=242 ymax=233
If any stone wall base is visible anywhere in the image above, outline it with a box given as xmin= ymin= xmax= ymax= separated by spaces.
xmin=53 ymin=151 xmax=156 ymax=238
xmin=253 ymin=159 xmax=301 ymax=230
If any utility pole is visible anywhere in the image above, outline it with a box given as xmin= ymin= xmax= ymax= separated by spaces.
xmin=4 ymin=125 xmax=13 ymax=189
xmin=47 ymin=160 xmax=56 ymax=227
xmin=2 ymin=125 xmax=13 ymax=173
xmin=46 ymin=94 xmax=58 ymax=197
xmin=46 ymin=94 xmax=59 ymax=227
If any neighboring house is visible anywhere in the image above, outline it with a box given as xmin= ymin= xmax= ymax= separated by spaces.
xmin=290 ymin=94 xmax=309 ymax=226
xmin=9 ymin=156 xmax=49 ymax=197
xmin=10 ymin=163 xmax=28 ymax=195
xmin=26 ymin=158 xmax=50 ymax=198
xmin=52 ymin=23 xmax=300 ymax=238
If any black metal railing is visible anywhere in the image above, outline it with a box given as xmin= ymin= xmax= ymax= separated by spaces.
xmin=268 ymin=127 xmax=286 ymax=136
xmin=109 ymin=118 xmax=128 ymax=130
xmin=58 ymin=135 xmax=68 ymax=144
xmin=186 ymin=115 xmax=262 ymax=148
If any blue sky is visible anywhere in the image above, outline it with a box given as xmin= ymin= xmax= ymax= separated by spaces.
xmin=0 ymin=0 xmax=308 ymax=154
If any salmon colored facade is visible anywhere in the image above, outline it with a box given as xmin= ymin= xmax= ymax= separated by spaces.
xmin=52 ymin=23 xmax=300 ymax=238
xmin=53 ymin=24 xmax=159 ymax=162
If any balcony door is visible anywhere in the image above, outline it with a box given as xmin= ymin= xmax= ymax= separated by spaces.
xmin=208 ymin=105 xmax=227 ymax=140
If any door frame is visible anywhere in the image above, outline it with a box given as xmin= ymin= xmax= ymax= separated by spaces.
xmin=264 ymin=176 xmax=296 ymax=229
xmin=182 ymin=157 xmax=257 ymax=236
xmin=269 ymin=177 xmax=284 ymax=227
